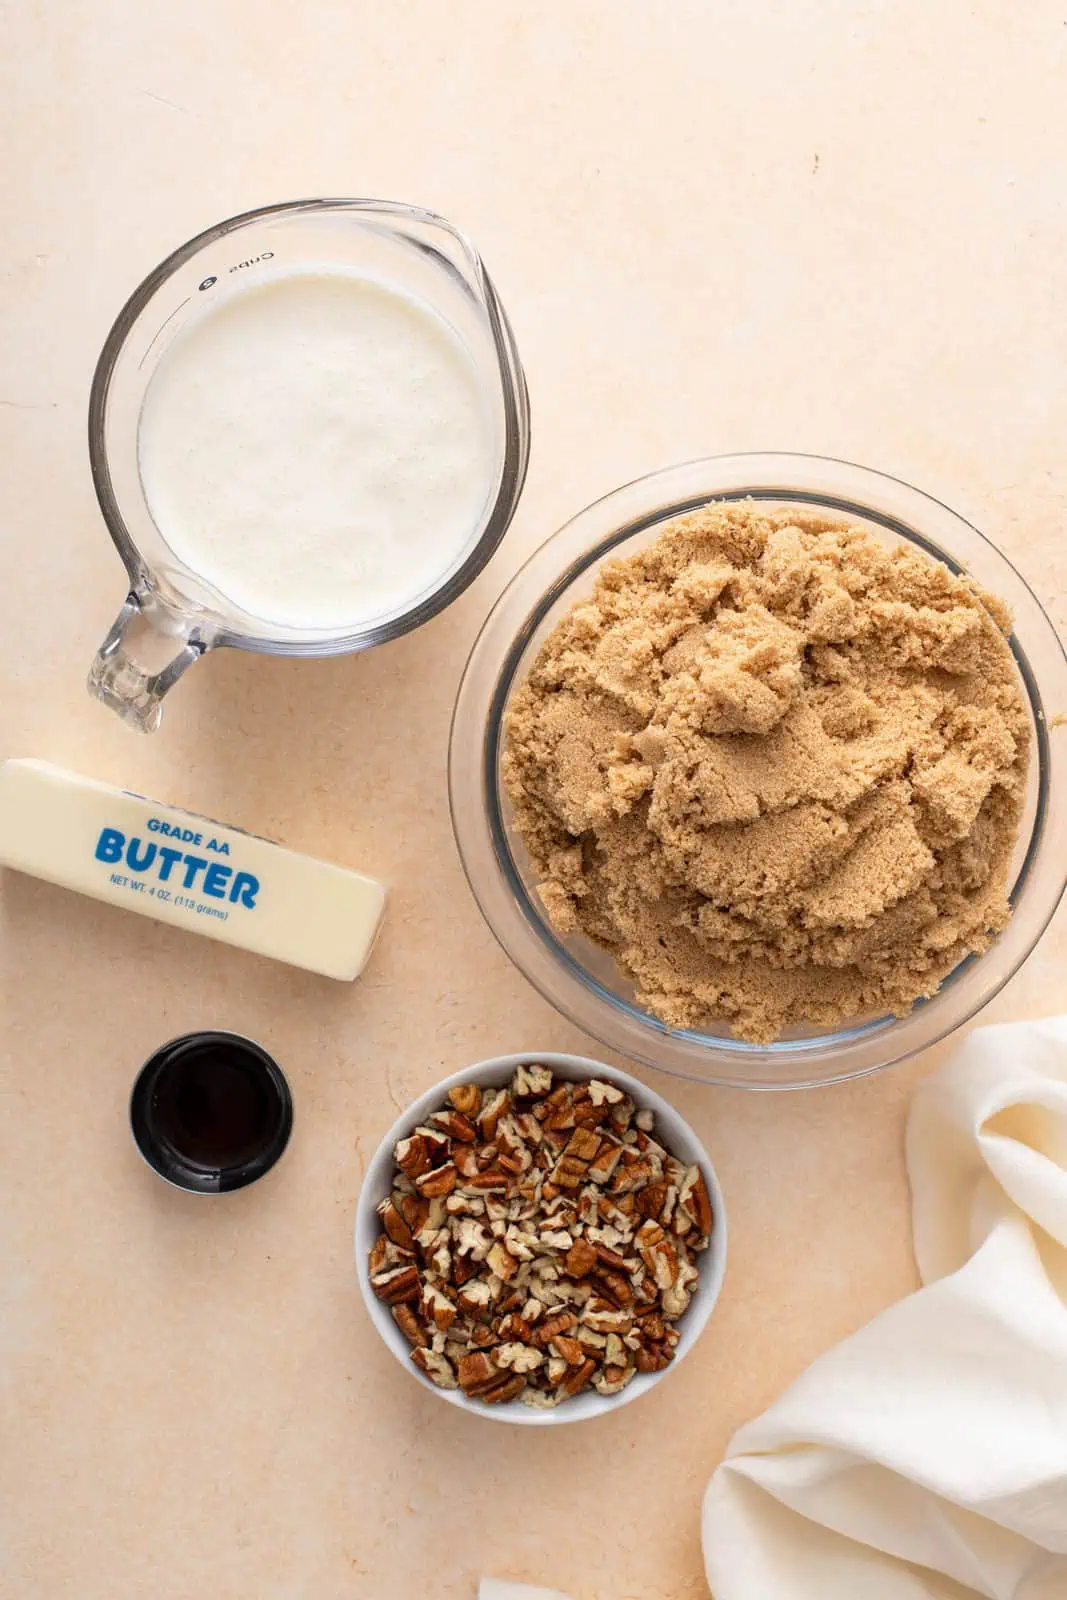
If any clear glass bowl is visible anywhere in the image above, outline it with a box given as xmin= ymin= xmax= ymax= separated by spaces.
xmin=449 ymin=454 xmax=1067 ymax=1090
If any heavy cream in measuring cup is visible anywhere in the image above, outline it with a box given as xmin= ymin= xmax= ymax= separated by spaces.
xmin=136 ymin=270 xmax=500 ymax=631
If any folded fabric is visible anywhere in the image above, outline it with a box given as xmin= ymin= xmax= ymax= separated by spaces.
xmin=703 ymin=1015 xmax=1067 ymax=1600
xmin=482 ymin=1018 xmax=1067 ymax=1600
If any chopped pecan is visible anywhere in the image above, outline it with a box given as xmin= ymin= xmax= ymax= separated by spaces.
xmin=494 ymin=1342 xmax=544 ymax=1374
xmin=684 ymin=1171 xmax=714 ymax=1237
xmin=431 ymin=1109 xmax=478 ymax=1143
xmin=556 ymin=1357 xmax=597 ymax=1398
xmin=563 ymin=1127 xmax=602 ymax=1163
xmin=551 ymin=1154 xmax=590 ymax=1189
xmin=636 ymin=1310 xmax=666 ymax=1341
xmin=392 ymin=1304 xmax=428 ymax=1348
xmin=636 ymin=1219 xmax=679 ymax=1290
xmin=457 ymin=1279 xmax=493 ymax=1315
xmin=486 ymin=1241 xmax=519 ymax=1282
xmin=636 ymin=1181 xmax=669 ymax=1221
xmin=411 ymin=1348 xmax=458 ymax=1388
xmin=414 ymin=1163 xmax=457 ymax=1199
xmin=371 ymin=1071 xmax=710 ymax=1409
xmin=478 ymin=1089 xmax=511 ymax=1142
xmin=370 ymin=1263 xmax=420 ymax=1305
xmin=378 ymin=1196 xmax=415 ymax=1252
xmin=611 ymin=1153 xmax=655 ymax=1194
xmin=549 ymin=1335 xmax=586 ymax=1366
xmin=453 ymin=1144 xmax=481 ymax=1179
xmin=587 ymin=1139 xmax=624 ymax=1184
xmin=533 ymin=1310 xmax=578 ymax=1347
xmin=572 ymin=1098 xmax=609 ymax=1129
xmin=513 ymin=1062 xmax=553 ymax=1097
xmin=448 ymin=1082 xmax=483 ymax=1118
xmin=593 ymin=1242 xmax=629 ymax=1274
xmin=564 ymin=1238 xmax=598 ymax=1278
xmin=452 ymin=1253 xmax=479 ymax=1288
xmin=396 ymin=1191 xmax=430 ymax=1233
xmin=457 ymin=1351 xmax=498 ymax=1395
xmin=594 ymin=1364 xmax=634 ymax=1396
xmin=482 ymin=1373 xmax=527 ymax=1404
xmin=594 ymin=1269 xmax=633 ymax=1308
xmin=395 ymin=1133 xmax=432 ymax=1180
xmin=496 ymin=1286 xmax=527 ymax=1316
xmin=635 ymin=1341 xmax=673 ymax=1374
xmin=495 ymin=1313 xmax=532 ymax=1343
xmin=463 ymin=1166 xmax=510 ymax=1192
xmin=588 ymin=1080 xmax=625 ymax=1106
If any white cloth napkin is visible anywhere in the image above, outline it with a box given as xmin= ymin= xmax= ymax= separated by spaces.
xmin=483 ymin=1016 xmax=1067 ymax=1600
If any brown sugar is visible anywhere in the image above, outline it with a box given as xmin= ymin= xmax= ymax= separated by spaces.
xmin=503 ymin=504 xmax=1030 ymax=1043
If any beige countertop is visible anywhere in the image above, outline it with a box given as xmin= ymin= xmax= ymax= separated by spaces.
xmin=3 ymin=4 xmax=1067 ymax=1597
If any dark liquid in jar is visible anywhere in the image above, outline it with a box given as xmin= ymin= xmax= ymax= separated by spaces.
xmin=152 ymin=1041 xmax=275 ymax=1169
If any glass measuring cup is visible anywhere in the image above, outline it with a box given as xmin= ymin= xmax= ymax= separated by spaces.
xmin=87 ymin=199 xmax=530 ymax=732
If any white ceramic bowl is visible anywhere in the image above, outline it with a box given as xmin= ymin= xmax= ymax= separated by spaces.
xmin=354 ymin=1050 xmax=727 ymax=1426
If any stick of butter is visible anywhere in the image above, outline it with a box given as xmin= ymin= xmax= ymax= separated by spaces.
xmin=0 ymin=759 xmax=386 ymax=980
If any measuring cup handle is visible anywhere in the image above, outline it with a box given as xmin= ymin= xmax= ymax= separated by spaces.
xmin=88 ymin=593 xmax=207 ymax=734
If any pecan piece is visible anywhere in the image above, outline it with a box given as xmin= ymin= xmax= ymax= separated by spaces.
xmin=486 ymin=1241 xmax=519 ymax=1282
xmin=478 ymin=1089 xmax=511 ymax=1142
xmin=533 ymin=1310 xmax=578 ymax=1347
xmin=495 ymin=1313 xmax=532 ymax=1343
xmin=452 ymin=1253 xmax=479 ymax=1289
xmin=572 ymin=1098 xmax=609 ymax=1129
xmin=421 ymin=1281 xmax=458 ymax=1332
xmin=494 ymin=1342 xmax=544 ymax=1374
xmin=395 ymin=1134 xmax=432 ymax=1180
xmin=370 ymin=1263 xmax=420 ymax=1305
xmin=512 ymin=1062 xmax=554 ymax=1097
xmin=396 ymin=1192 xmax=430 ymax=1233
xmin=463 ymin=1166 xmax=510 ymax=1192
xmin=594 ymin=1269 xmax=633 ymax=1308
xmin=563 ymin=1127 xmax=602 ymax=1163
xmin=448 ymin=1082 xmax=483 ymax=1118
xmin=636 ymin=1310 xmax=666 ymax=1341
xmin=564 ymin=1238 xmax=598 ymax=1278
xmin=636 ymin=1219 xmax=678 ymax=1290
xmin=457 ymin=1350 xmax=524 ymax=1396
xmin=454 ymin=1143 xmax=481 ymax=1179
xmin=594 ymin=1242 xmax=630 ymax=1274
xmin=587 ymin=1139 xmax=624 ymax=1185
xmin=595 ymin=1364 xmax=634 ymax=1396
xmin=635 ymin=1341 xmax=673 ymax=1374
xmin=377 ymin=1196 xmax=415 ymax=1251
xmin=635 ymin=1181 xmax=669 ymax=1221
xmin=610 ymin=1153 xmax=655 ymax=1194
xmin=457 ymin=1278 xmax=493 ymax=1316
xmin=392 ymin=1304 xmax=428 ymax=1348
xmin=556 ymin=1357 xmax=597 ymax=1398
xmin=431 ymin=1109 xmax=478 ymax=1143
xmin=684 ymin=1172 xmax=714 ymax=1237
xmin=411 ymin=1348 xmax=458 ymax=1389
xmin=550 ymin=1155 xmax=590 ymax=1189
xmin=549 ymin=1335 xmax=585 ymax=1366
xmin=482 ymin=1373 xmax=527 ymax=1404
xmin=414 ymin=1162 xmax=457 ymax=1199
